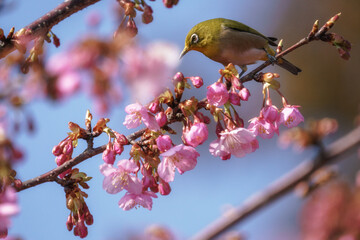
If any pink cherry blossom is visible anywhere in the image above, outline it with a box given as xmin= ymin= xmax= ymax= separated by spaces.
xmin=155 ymin=111 xmax=167 ymax=127
xmin=248 ymin=117 xmax=278 ymax=139
xmin=123 ymin=103 xmax=160 ymax=131
xmin=183 ymin=122 xmax=208 ymax=147
xmin=209 ymin=138 xmax=231 ymax=160
xmin=206 ymin=82 xmax=229 ymax=106
xmin=158 ymin=179 xmax=171 ymax=195
xmin=188 ymin=76 xmax=203 ymax=88
xmin=261 ymin=104 xmax=279 ymax=123
xmin=156 ymin=135 xmax=173 ymax=152
xmin=239 ymin=87 xmax=250 ymax=101
xmin=158 ymin=144 xmax=199 ymax=182
xmin=100 ymin=160 xmax=139 ymax=194
xmin=210 ymin=128 xmax=259 ymax=159
xmin=0 ymin=187 xmax=20 ymax=238
xmin=229 ymin=91 xmax=241 ymax=106
xmin=279 ymin=105 xmax=304 ymax=128
xmin=56 ymin=71 xmax=81 ymax=99
xmin=118 ymin=178 xmax=157 ymax=211
xmin=102 ymin=142 xmax=116 ymax=165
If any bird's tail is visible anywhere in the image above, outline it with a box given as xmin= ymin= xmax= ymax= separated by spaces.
xmin=276 ymin=58 xmax=301 ymax=75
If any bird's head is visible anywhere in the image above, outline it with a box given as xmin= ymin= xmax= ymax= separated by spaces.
xmin=180 ymin=19 xmax=219 ymax=59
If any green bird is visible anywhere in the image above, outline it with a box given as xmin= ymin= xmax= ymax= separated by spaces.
xmin=180 ymin=18 xmax=301 ymax=76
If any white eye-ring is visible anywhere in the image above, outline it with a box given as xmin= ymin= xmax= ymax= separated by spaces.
xmin=190 ymin=33 xmax=199 ymax=44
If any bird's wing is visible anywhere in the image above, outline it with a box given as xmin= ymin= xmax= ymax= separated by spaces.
xmin=221 ymin=19 xmax=277 ymax=46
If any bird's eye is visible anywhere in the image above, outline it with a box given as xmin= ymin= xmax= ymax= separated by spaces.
xmin=190 ymin=33 xmax=199 ymax=44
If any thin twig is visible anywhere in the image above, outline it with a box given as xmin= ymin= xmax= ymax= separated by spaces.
xmin=0 ymin=0 xmax=101 ymax=59
xmin=191 ymin=126 xmax=360 ymax=240
xmin=240 ymin=13 xmax=341 ymax=83
xmin=16 ymin=127 xmax=147 ymax=192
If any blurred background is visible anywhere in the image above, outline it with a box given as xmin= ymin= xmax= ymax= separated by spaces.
xmin=0 ymin=0 xmax=359 ymax=239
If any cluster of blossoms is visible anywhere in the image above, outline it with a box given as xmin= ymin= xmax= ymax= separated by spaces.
xmin=207 ymin=67 xmax=304 ymax=160
xmin=98 ymin=66 xmax=304 ymax=211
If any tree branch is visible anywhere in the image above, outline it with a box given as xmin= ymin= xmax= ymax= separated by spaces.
xmin=241 ymin=13 xmax=341 ymax=83
xmin=0 ymin=0 xmax=101 ymax=59
xmin=191 ymin=126 xmax=360 ymax=240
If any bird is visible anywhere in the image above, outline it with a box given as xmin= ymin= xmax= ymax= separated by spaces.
xmin=180 ymin=18 xmax=301 ymax=76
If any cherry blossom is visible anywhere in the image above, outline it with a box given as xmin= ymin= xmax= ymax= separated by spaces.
xmin=207 ymin=82 xmax=229 ymax=106
xmin=100 ymin=160 xmax=139 ymax=194
xmin=279 ymin=105 xmax=304 ymax=128
xmin=118 ymin=178 xmax=157 ymax=211
xmin=210 ymin=127 xmax=259 ymax=159
xmin=158 ymin=144 xmax=199 ymax=182
xmin=183 ymin=122 xmax=208 ymax=147
xmin=123 ymin=103 xmax=160 ymax=131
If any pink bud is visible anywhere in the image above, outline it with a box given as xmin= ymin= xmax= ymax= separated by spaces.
xmin=183 ymin=123 xmax=208 ymax=147
xmin=102 ymin=143 xmax=116 ymax=165
xmin=85 ymin=213 xmax=94 ymax=225
xmin=56 ymin=154 xmax=68 ymax=166
xmin=239 ymin=87 xmax=250 ymax=101
xmin=159 ymin=180 xmax=171 ymax=195
xmin=148 ymin=100 xmax=160 ymax=114
xmin=207 ymin=82 xmax=229 ymax=106
xmin=261 ymin=104 xmax=279 ymax=123
xmin=63 ymin=141 xmax=73 ymax=155
xmin=66 ymin=215 xmax=74 ymax=231
xmin=113 ymin=142 xmax=124 ymax=155
xmin=155 ymin=111 xmax=167 ymax=127
xmin=173 ymin=72 xmax=184 ymax=83
xmin=189 ymin=76 xmax=203 ymax=88
xmin=229 ymin=91 xmax=241 ymax=105
xmin=156 ymin=135 xmax=173 ymax=152
xmin=52 ymin=145 xmax=62 ymax=156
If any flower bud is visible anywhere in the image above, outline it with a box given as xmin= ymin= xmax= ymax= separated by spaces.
xmin=66 ymin=215 xmax=74 ymax=231
xmin=239 ymin=87 xmax=250 ymax=101
xmin=159 ymin=180 xmax=171 ymax=195
xmin=148 ymin=100 xmax=160 ymax=114
xmin=156 ymin=135 xmax=173 ymax=152
xmin=142 ymin=5 xmax=153 ymax=24
xmin=189 ymin=76 xmax=203 ymax=88
xmin=173 ymin=72 xmax=184 ymax=83
xmin=52 ymin=145 xmax=62 ymax=156
xmin=155 ymin=111 xmax=167 ymax=127
xmin=229 ymin=91 xmax=240 ymax=106
xmin=125 ymin=18 xmax=138 ymax=37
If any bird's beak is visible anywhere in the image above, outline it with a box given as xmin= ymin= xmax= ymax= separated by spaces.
xmin=179 ymin=47 xmax=189 ymax=59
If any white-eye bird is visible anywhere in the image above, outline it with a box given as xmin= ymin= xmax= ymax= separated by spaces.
xmin=180 ymin=18 xmax=301 ymax=76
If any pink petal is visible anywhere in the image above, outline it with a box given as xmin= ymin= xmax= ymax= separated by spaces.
xmin=157 ymin=158 xmax=176 ymax=182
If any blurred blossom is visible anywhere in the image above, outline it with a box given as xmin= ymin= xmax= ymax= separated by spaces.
xmin=0 ymin=187 xmax=20 ymax=238
xmin=120 ymin=41 xmax=180 ymax=103
xmin=56 ymin=72 xmax=81 ymax=99
xmin=300 ymin=181 xmax=360 ymax=240
xmin=86 ymin=11 xmax=102 ymax=27
xmin=144 ymin=224 xmax=174 ymax=240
